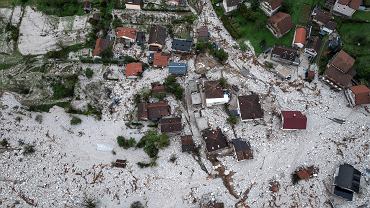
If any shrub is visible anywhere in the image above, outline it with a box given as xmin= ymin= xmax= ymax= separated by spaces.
xmin=0 ymin=139 xmax=9 ymax=147
xmin=82 ymin=196 xmax=97 ymax=208
xmin=137 ymin=131 xmax=170 ymax=158
xmin=52 ymin=75 xmax=78 ymax=99
xmin=35 ymin=114 xmax=43 ymax=124
xmin=169 ymin=154 xmax=177 ymax=163
xmin=164 ymin=75 xmax=184 ymax=100
xmin=130 ymin=201 xmax=145 ymax=208
xmin=85 ymin=68 xmax=94 ymax=79
xmin=117 ymin=136 xmax=137 ymax=149
xmin=23 ymin=144 xmax=35 ymax=155
xmin=219 ymin=78 xmax=228 ymax=88
xmin=137 ymin=160 xmax=157 ymax=168
xmin=227 ymin=115 xmax=239 ymax=125
xmin=70 ymin=116 xmax=82 ymax=125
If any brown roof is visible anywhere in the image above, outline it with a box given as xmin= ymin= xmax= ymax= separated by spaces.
xmin=268 ymin=12 xmax=293 ymax=35
xmin=92 ymin=38 xmax=110 ymax=57
xmin=125 ymin=62 xmax=143 ymax=77
xmin=153 ymin=52 xmax=169 ymax=67
xmin=329 ymin=50 xmax=355 ymax=73
xmin=313 ymin=9 xmax=332 ymax=25
xmin=204 ymin=81 xmax=224 ymax=99
xmin=160 ymin=117 xmax=182 ymax=133
xmin=293 ymin=27 xmax=307 ymax=45
xmin=232 ymin=139 xmax=253 ymax=161
xmin=325 ymin=66 xmax=353 ymax=88
xmin=202 ymin=128 xmax=228 ymax=152
xmin=271 ymin=46 xmax=299 ymax=62
xmin=148 ymin=25 xmax=167 ymax=46
xmin=306 ymin=36 xmax=322 ymax=53
xmin=350 ymin=85 xmax=370 ymax=105
xmin=142 ymin=101 xmax=171 ymax=121
xmin=267 ymin=0 xmax=283 ymax=10
xmin=238 ymin=95 xmax=264 ymax=120
xmin=116 ymin=27 xmax=137 ymax=40
xmin=338 ymin=0 xmax=362 ymax=10
xmin=151 ymin=82 xmax=166 ymax=94
xmin=138 ymin=102 xmax=148 ymax=120
xmin=197 ymin=26 xmax=209 ymax=38
xmin=181 ymin=135 xmax=195 ymax=152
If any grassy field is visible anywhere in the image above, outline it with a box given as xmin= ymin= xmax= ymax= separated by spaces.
xmin=213 ymin=0 xmax=324 ymax=54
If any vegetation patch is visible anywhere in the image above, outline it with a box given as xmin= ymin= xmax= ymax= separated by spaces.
xmin=136 ymin=130 xmax=170 ymax=158
xmin=70 ymin=116 xmax=82 ymax=125
xmin=116 ymin=136 xmax=137 ymax=149
xmin=51 ymin=75 xmax=78 ymax=99
xmin=164 ymin=75 xmax=184 ymax=100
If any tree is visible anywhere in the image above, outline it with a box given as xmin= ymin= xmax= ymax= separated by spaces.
xmin=70 ymin=116 xmax=82 ymax=125
xmin=85 ymin=68 xmax=94 ymax=79
xmin=137 ymin=131 xmax=170 ymax=158
xmin=117 ymin=136 xmax=137 ymax=149
xmin=164 ymin=75 xmax=184 ymax=100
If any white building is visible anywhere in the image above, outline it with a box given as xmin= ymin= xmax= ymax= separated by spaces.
xmin=222 ymin=0 xmax=242 ymax=13
xmin=332 ymin=0 xmax=361 ymax=17
xmin=125 ymin=0 xmax=143 ymax=10
xmin=260 ymin=0 xmax=283 ymax=16
xmin=203 ymin=81 xmax=230 ymax=107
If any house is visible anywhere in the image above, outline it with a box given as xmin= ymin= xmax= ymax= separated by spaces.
xmin=237 ymin=95 xmax=264 ymax=121
xmin=281 ymin=111 xmax=307 ymax=130
xmin=112 ymin=159 xmax=127 ymax=168
xmin=138 ymin=101 xmax=171 ymax=121
xmin=153 ymin=52 xmax=169 ymax=68
xmin=222 ymin=0 xmax=242 ymax=13
xmin=346 ymin=85 xmax=370 ymax=107
xmin=312 ymin=8 xmax=336 ymax=34
xmin=202 ymin=128 xmax=229 ymax=153
xmin=172 ymin=38 xmax=193 ymax=53
xmin=116 ymin=27 xmax=137 ymax=43
xmin=292 ymin=27 xmax=306 ymax=48
xmin=125 ymin=0 xmax=143 ymax=10
xmin=231 ymin=139 xmax=253 ymax=161
xmin=332 ymin=0 xmax=362 ymax=17
xmin=197 ymin=26 xmax=210 ymax=42
xmin=148 ymin=25 xmax=167 ymax=51
xmin=194 ymin=110 xmax=209 ymax=131
xmin=181 ymin=135 xmax=196 ymax=152
xmin=83 ymin=1 xmax=92 ymax=13
xmin=323 ymin=50 xmax=355 ymax=89
xmin=204 ymin=81 xmax=230 ymax=107
xmin=125 ymin=63 xmax=143 ymax=78
xmin=136 ymin=31 xmax=146 ymax=45
xmin=333 ymin=164 xmax=361 ymax=201
xmin=260 ymin=0 xmax=283 ymax=16
xmin=169 ymin=62 xmax=188 ymax=76
xmin=92 ymin=38 xmax=111 ymax=58
xmin=304 ymin=36 xmax=322 ymax=59
xmin=267 ymin=12 xmax=293 ymax=38
xmin=271 ymin=46 xmax=300 ymax=65
xmin=151 ymin=82 xmax=166 ymax=94
xmin=159 ymin=117 xmax=182 ymax=133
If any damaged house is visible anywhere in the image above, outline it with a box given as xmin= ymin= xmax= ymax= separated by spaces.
xmin=138 ymin=101 xmax=171 ymax=121
xmin=202 ymin=128 xmax=229 ymax=153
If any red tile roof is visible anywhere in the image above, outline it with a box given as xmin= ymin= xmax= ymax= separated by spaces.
xmin=267 ymin=0 xmax=283 ymax=10
xmin=338 ymin=0 xmax=362 ymax=10
xmin=116 ymin=27 xmax=137 ymax=40
xmin=324 ymin=66 xmax=353 ymax=88
xmin=268 ymin=12 xmax=293 ymax=36
xmin=330 ymin=50 xmax=355 ymax=73
xmin=92 ymin=38 xmax=110 ymax=57
xmin=350 ymin=85 xmax=370 ymax=105
xmin=125 ymin=63 xmax=143 ymax=77
xmin=293 ymin=27 xmax=306 ymax=45
xmin=153 ymin=52 xmax=169 ymax=67
xmin=281 ymin=111 xmax=307 ymax=130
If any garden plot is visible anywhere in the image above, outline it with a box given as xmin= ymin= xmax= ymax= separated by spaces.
xmin=17 ymin=6 xmax=90 ymax=55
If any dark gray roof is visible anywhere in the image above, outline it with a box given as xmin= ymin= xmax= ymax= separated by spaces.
xmin=169 ymin=62 xmax=188 ymax=75
xmin=202 ymin=128 xmax=228 ymax=152
xmin=225 ymin=0 xmax=242 ymax=7
xmin=238 ymin=95 xmax=264 ymax=120
xmin=334 ymin=164 xmax=361 ymax=193
xmin=172 ymin=38 xmax=193 ymax=52
xmin=271 ymin=46 xmax=299 ymax=62
xmin=136 ymin=32 xmax=146 ymax=44
xmin=232 ymin=139 xmax=250 ymax=152
xmin=148 ymin=25 xmax=167 ymax=46
xmin=125 ymin=0 xmax=143 ymax=5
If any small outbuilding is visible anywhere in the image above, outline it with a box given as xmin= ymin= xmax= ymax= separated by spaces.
xmin=231 ymin=139 xmax=253 ymax=161
xmin=281 ymin=111 xmax=307 ymax=130
xmin=333 ymin=164 xmax=361 ymax=201
xmin=169 ymin=62 xmax=188 ymax=76
xmin=181 ymin=135 xmax=195 ymax=152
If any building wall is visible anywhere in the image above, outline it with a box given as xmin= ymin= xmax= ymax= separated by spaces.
xmin=206 ymin=96 xmax=230 ymax=107
xmin=223 ymin=0 xmax=238 ymax=13
xmin=125 ymin=4 xmax=141 ymax=10
xmin=260 ymin=2 xmax=280 ymax=16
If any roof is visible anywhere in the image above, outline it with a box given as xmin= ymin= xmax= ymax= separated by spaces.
xmin=329 ymin=50 xmax=355 ymax=73
xmin=325 ymin=21 xmax=337 ymax=30
xmin=306 ymin=36 xmax=322 ymax=53
xmin=138 ymin=102 xmax=148 ymax=120
xmin=172 ymin=39 xmax=193 ymax=52
xmin=169 ymin=62 xmax=188 ymax=75
xmin=160 ymin=117 xmax=182 ymax=133
xmin=350 ymin=85 xmax=370 ymax=105
xmin=324 ymin=66 xmax=353 ymax=88
xmin=181 ymin=135 xmax=195 ymax=152
xmin=293 ymin=27 xmax=307 ymax=44
xmin=125 ymin=0 xmax=143 ymax=5
xmin=151 ymin=82 xmax=166 ymax=94
xmin=93 ymin=38 xmax=111 ymax=57
xmin=202 ymin=128 xmax=228 ymax=152
xmin=125 ymin=62 xmax=143 ymax=77
xmin=268 ymin=12 xmax=293 ymax=35
xmin=271 ymin=46 xmax=299 ymax=62
xmin=281 ymin=111 xmax=307 ymax=130
xmin=136 ymin=32 xmax=146 ymax=44
xmin=334 ymin=164 xmax=361 ymax=193
xmin=153 ymin=52 xmax=169 ymax=67
xmin=83 ymin=1 xmax=91 ymax=9
xmin=231 ymin=139 xmax=253 ymax=161
xmin=225 ymin=0 xmax=242 ymax=7
xmin=313 ymin=8 xmax=332 ymax=25
xmin=337 ymin=0 xmax=362 ymax=10
xmin=197 ymin=26 xmax=209 ymax=38
xmin=204 ymin=81 xmax=224 ymax=99
xmin=147 ymin=101 xmax=171 ymax=121
xmin=116 ymin=27 xmax=137 ymax=40
xmin=266 ymin=0 xmax=283 ymax=10
xmin=148 ymin=25 xmax=167 ymax=46
xmin=238 ymin=95 xmax=264 ymax=120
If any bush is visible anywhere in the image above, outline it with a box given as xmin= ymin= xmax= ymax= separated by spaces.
xmin=5 ymin=23 xmax=19 ymax=42
xmin=85 ymin=68 xmax=94 ymax=79
xmin=137 ymin=160 xmax=157 ymax=168
xmin=70 ymin=116 xmax=82 ymax=125
xmin=35 ymin=114 xmax=43 ymax=124
xmin=164 ymin=75 xmax=184 ymax=100
xmin=117 ymin=136 xmax=137 ymax=149
xmin=52 ymin=75 xmax=78 ymax=99
xmin=131 ymin=201 xmax=145 ymax=208
xmin=23 ymin=144 xmax=35 ymax=155
xmin=227 ymin=115 xmax=239 ymax=125
xmin=219 ymin=78 xmax=228 ymax=88
xmin=136 ymin=131 xmax=170 ymax=158
xmin=82 ymin=196 xmax=97 ymax=208
xmin=0 ymin=139 xmax=9 ymax=147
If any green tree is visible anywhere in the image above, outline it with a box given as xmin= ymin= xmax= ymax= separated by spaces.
xmin=70 ymin=116 xmax=82 ymax=125
xmin=85 ymin=68 xmax=94 ymax=79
